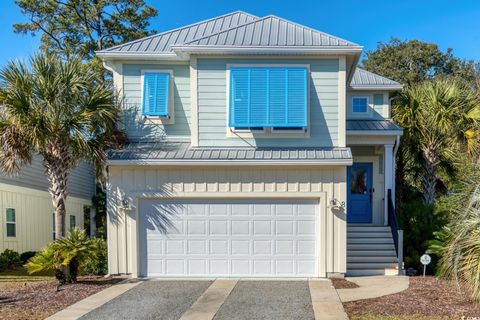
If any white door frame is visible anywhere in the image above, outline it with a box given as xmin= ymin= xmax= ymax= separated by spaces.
xmin=130 ymin=191 xmax=328 ymax=278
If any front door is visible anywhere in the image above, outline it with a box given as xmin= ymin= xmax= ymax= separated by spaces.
xmin=347 ymin=163 xmax=373 ymax=223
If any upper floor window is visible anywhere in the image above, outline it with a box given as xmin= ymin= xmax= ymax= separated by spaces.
xmin=229 ymin=67 xmax=308 ymax=128
xmin=6 ymin=208 xmax=16 ymax=237
xmin=352 ymin=97 xmax=369 ymax=113
xmin=141 ymin=71 xmax=172 ymax=117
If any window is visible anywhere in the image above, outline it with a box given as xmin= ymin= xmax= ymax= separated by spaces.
xmin=6 ymin=208 xmax=16 ymax=237
xmin=229 ymin=67 xmax=308 ymax=128
xmin=232 ymin=126 xmax=265 ymax=132
xmin=142 ymin=72 xmax=171 ymax=117
xmin=69 ymin=215 xmax=76 ymax=229
xmin=52 ymin=213 xmax=56 ymax=240
xmin=352 ymin=97 xmax=369 ymax=113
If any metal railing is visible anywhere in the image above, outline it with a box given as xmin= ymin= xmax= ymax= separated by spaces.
xmin=387 ymin=189 xmax=404 ymax=275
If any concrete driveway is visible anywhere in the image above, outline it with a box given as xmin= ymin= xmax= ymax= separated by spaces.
xmin=70 ymin=279 xmax=346 ymax=320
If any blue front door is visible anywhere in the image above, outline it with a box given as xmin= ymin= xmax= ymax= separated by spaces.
xmin=347 ymin=163 xmax=373 ymax=223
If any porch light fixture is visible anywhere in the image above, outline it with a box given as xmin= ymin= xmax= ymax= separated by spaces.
xmin=328 ymin=198 xmax=345 ymax=209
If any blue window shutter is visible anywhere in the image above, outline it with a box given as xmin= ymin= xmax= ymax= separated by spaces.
xmin=229 ymin=69 xmax=250 ymax=126
xmin=286 ymin=68 xmax=307 ymax=126
xmin=269 ymin=68 xmax=287 ymax=125
xmin=142 ymin=72 xmax=170 ymax=116
xmin=229 ymin=67 xmax=307 ymax=127
xmin=249 ymin=69 xmax=268 ymax=126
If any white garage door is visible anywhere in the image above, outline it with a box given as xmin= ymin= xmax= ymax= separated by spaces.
xmin=139 ymin=199 xmax=319 ymax=277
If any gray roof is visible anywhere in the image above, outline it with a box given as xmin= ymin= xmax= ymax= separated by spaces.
xmin=346 ymin=120 xmax=402 ymax=131
xmin=98 ymin=11 xmax=361 ymax=56
xmin=109 ymin=142 xmax=352 ymax=164
xmin=182 ymin=15 xmax=359 ymax=47
xmin=100 ymin=11 xmax=258 ymax=54
xmin=350 ymin=68 xmax=403 ymax=90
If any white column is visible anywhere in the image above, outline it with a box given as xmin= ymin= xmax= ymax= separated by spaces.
xmin=384 ymin=144 xmax=394 ymax=225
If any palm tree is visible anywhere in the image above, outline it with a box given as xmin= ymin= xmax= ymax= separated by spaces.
xmin=394 ymin=78 xmax=480 ymax=204
xmin=0 ymin=53 xmax=121 ymax=238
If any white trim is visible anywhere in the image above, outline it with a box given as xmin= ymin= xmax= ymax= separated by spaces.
xmin=131 ymin=191 xmax=329 ymax=278
xmin=338 ymin=56 xmax=346 ymax=147
xmin=349 ymin=85 xmax=403 ymax=91
xmin=5 ymin=207 xmax=16 ymax=239
xmin=225 ymin=64 xmax=311 ymax=139
xmin=97 ymin=52 xmax=185 ymax=61
xmin=351 ymin=96 xmax=370 ymax=115
xmin=384 ymin=144 xmax=394 ymax=226
xmin=346 ymin=130 xmax=403 ymax=136
xmin=190 ymin=56 xmax=199 ymax=147
xmin=108 ymin=159 xmax=353 ymax=166
xmin=140 ymin=69 xmax=175 ymax=124
xmin=172 ymin=45 xmax=363 ymax=55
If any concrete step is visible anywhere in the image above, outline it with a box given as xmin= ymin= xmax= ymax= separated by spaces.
xmin=347 ymin=250 xmax=397 ymax=257
xmin=348 ymin=232 xmax=393 ymax=238
xmin=347 ymin=262 xmax=398 ymax=270
xmin=347 ymin=237 xmax=394 ymax=244
xmin=348 ymin=243 xmax=396 ymax=251
xmin=346 ymin=269 xmax=393 ymax=276
xmin=347 ymin=256 xmax=398 ymax=263
xmin=347 ymin=226 xmax=391 ymax=232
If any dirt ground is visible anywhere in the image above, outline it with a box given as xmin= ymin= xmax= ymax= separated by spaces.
xmin=0 ymin=275 xmax=123 ymax=320
xmin=344 ymin=276 xmax=480 ymax=320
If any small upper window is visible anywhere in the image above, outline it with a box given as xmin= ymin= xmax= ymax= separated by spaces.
xmin=142 ymin=72 xmax=171 ymax=117
xmin=352 ymin=97 xmax=369 ymax=113
xmin=69 ymin=215 xmax=77 ymax=229
xmin=6 ymin=208 xmax=16 ymax=237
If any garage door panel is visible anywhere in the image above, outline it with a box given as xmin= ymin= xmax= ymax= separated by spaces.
xmin=140 ymin=199 xmax=319 ymax=277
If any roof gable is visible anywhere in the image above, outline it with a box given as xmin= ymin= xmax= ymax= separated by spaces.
xmin=181 ymin=15 xmax=359 ymax=47
xmin=101 ymin=11 xmax=258 ymax=53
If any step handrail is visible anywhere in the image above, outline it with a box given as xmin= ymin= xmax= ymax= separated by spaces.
xmin=387 ymin=189 xmax=404 ymax=274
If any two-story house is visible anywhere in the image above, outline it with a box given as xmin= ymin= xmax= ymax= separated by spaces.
xmin=98 ymin=11 xmax=403 ymax=278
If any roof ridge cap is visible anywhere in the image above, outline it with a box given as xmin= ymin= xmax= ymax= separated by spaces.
xmin=98 ymin=11 xmax=259 ymax=53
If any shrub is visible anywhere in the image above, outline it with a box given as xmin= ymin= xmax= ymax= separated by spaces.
xmin=81 ymin=237 xmax=107 ymax=275
xmin=20 ymin=251 xmax=37 ymax=264
xmin=27 ymin=228 xmax=103 ymax=284
xmin=398 ymin=200 xmax=448 ymax=273
xmin=0 ymin=249 xmax=21 ymax=268
xmin=0 ymin=255 xmax=8 ymax=271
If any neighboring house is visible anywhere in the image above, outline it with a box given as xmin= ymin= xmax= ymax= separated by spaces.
xmin=0 ymin=157 xmax=95 ymax=253
xmin=97 ymin=11 xmax=403 ymax=278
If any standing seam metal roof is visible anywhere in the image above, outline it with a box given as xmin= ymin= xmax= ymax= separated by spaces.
xmin=180 ymin=15 xmax=359 ymax=47
xmin=102 ymin=11 xmax=258 ymax=53
xmin=346 ymin=120 xmax=402 ymax=131
xmin=350 ymin=68 xmax=402 ymax=88
xmin=108 ymin=142 xmax=352 ymax=162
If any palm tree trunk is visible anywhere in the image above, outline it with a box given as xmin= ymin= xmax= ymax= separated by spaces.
xmin=44 ymin=149 xmax=71 ymax=239
xmin=422 ymin=144 xmax=439 ymax=205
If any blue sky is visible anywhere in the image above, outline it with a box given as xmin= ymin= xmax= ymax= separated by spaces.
xmin=1 ymin=0 xmax=479 ymax=66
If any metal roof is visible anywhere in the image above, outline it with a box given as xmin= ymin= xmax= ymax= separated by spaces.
xmin=99 ymin=11 xmax=258 ymax=54
xmin=180 ymin=15 xmax=359 ymax=48
xmin=346 ymin=120 xmax=403 ymax=131
xmin=350 ymin=68 xmax=403 ymax=90
xmin=108 ymin=142 xmax=352 ymax=165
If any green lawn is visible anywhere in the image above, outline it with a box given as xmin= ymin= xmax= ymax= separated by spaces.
xmin=0 ymin=267 xmax=53 ymax=288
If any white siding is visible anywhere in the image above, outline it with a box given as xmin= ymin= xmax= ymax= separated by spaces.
xmin=107 ymin=165 xmax=347 ymax=277
xmin=0 ymin=183 xmax=89 ymax=253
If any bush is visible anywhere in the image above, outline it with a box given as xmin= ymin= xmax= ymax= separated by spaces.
xmin=398 ymin=200 xmax=448 ymax=273
xmin=20 ymin=251 xmax=37 ymax=264
xmin=81 ymin=237 xmax=107 ymax=275
xmin=0 ymin=249 xmax=21 ymax=269
xmin=27 ymin=228 xmax=103 ymax=284
xmin=0 ymin=255 xmax=8 ymax=271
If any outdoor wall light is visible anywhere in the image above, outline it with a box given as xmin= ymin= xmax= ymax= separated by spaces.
xmin=328 ymin=198 xmax=345 ymax=209
xmin=120 ymin=196 xmax=132 ymax=210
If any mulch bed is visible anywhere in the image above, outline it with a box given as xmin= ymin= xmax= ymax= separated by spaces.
xmin=344 ymin=276 xmax=480 ymax=320
xmin=331 ymin=278 xmax=360 ymax=289
xmin=0 ymin=276 xmax=123 ymax=320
